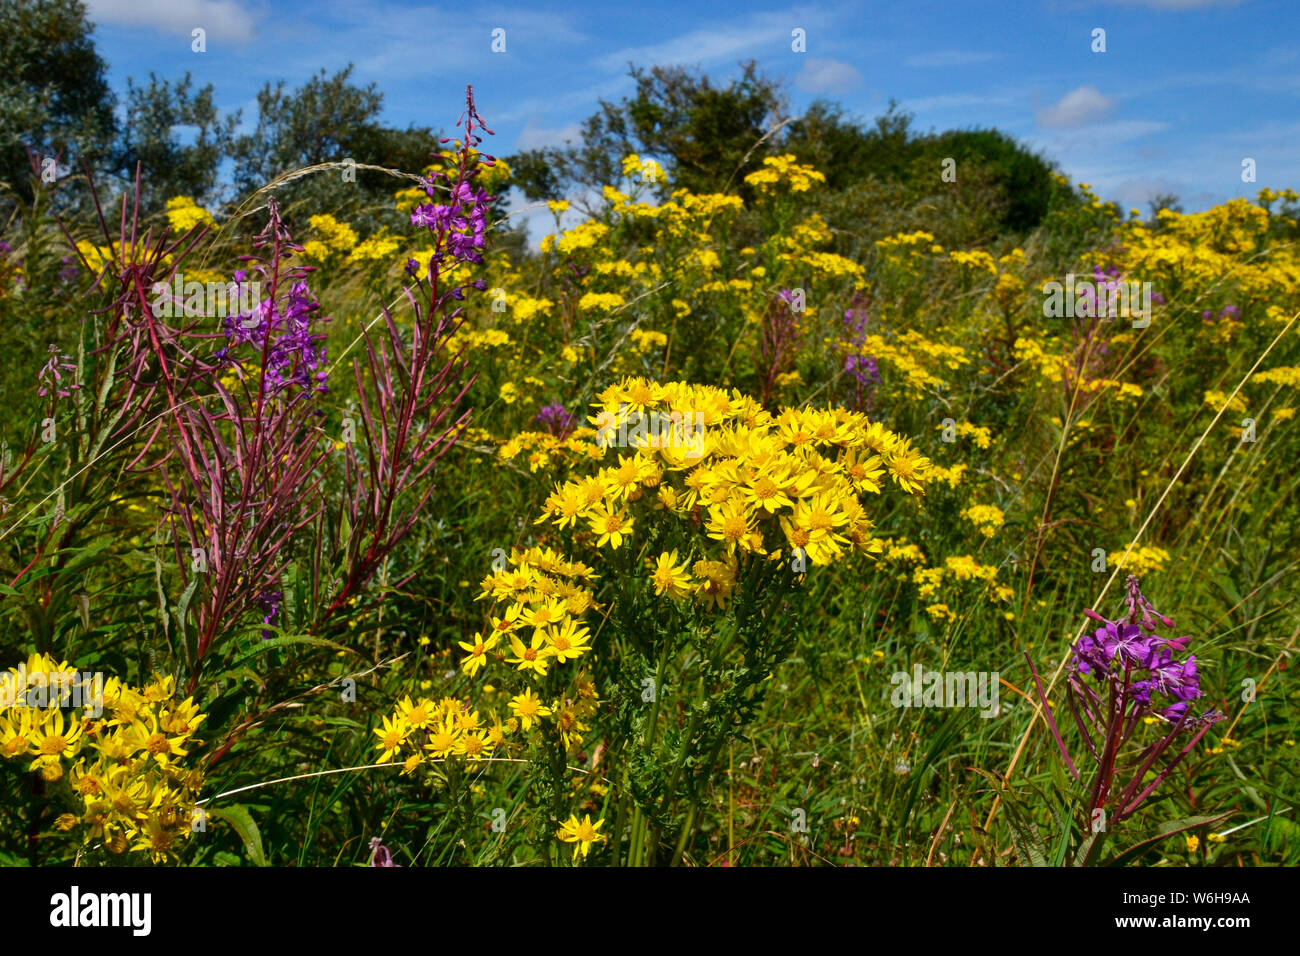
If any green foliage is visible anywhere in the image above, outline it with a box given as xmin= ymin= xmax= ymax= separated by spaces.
xmin=0 ymin=0 xmax=117 ymax=214
xmin=116 ymin=72 xmax=240 ymax=211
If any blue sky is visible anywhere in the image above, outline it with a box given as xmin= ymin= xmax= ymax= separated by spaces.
xmin=83 ymin=0 xmax=1299 ymax=231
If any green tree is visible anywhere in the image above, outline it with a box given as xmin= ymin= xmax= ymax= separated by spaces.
xmin=0 ymin=0 xmax=117 ymax=213
xmin=116 ymin=72 xmax=241 ymax=212
xmin=230 ymin=64 xmax=438 ymax=233
xmin=508 ymin=61 xmax=786 ymax=204
xmin=909 ymin=128 xmax=1058 ymax=233
xmin=784 ymin=99 xmax=913 ymax=189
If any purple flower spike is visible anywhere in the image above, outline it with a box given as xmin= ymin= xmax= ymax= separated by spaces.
xmin=837 ymin=303 xmax=878 ymax=412
xmin=1034 ymin=575 xmax=1225 ymax=847
xmin=36 ymin=345 xmax=81 ymax=400
xmin=368 ymin=837 xmax=400 ymax=867
xmin=536 ymin=402 xmax=577 ymax=439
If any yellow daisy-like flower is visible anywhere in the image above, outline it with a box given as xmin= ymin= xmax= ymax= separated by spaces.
xmin=374 ymin=713 xmax=410 ymax=764
xmin=705 ymin=498 xmax=753 ymax=553
xmin=742 ymin=465 xmax=796 ymax=514
xmin=456 ymin=632 xmax=500 ymax=678
xmin=508 ymin=687 xmax=552 ymax=732
xmin=557 ymin=813 xmax=606 ymax=860
xmin=840 ymin=448 xmax=885 ymax=493
xmin=456 ymin=729 xmax=494 ymax=761
xmin=886 ymin=446 xmax=930 ymax=494
xmin=649 ymin=550 xmax=694 ymax=599
xmin=396 ymin=695 xmax=435 ymax=730
xmin=520 ymin=599 xmax=566 ymax=634
xmin=27 ymin=707 xmax=84 ymax=770
xmin=392 ymin=753 xmax=420 ymax=778
xmin=507 ymin=632 xmax=552 ymax=678
xmin=587 ymin=504 xmax=634 ymax=549
xmin=545 ymin=618 xmax=593 ymax=664
xmin=424 ymin=719 xmax=460 ymax=758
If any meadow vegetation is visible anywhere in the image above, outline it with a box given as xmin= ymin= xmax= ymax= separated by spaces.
xmin=2 ymin=6 xmax=1298 ymax=866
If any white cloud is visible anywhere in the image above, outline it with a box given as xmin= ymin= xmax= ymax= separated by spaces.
xmin=904 ymin=50 xmax=999 ymax=68
xmin=1036 ymin=86 xmax=1115 ymax=128
xmin=593 ymin=7 xmax=832 ymax=73
xmin=513 ymin=122 xmax=585 ymax=152
xmin=342 ymin=6 xmax=587 ymax=77
xmin=795 ymin=58 xmax=863 ymax=94
xmin=86 ymin=0 xmax=258 ymax=42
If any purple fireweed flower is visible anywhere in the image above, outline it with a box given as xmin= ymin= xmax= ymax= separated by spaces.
xmin=368 ymin=837 xmax=400 ymax=867
xmin=224 ymin=275 xmax=330 ymax=396
xmin=843 ymin=306 xmax=869 ymax=339
xmin=217 ymin=206 xmax=330 ymax=397
xmin=254 ymin=586 xmax=283 ymax=641
xmin=536 ymin=402 xmax=577 ymax=438
xmin=36 ymin=344 xmax=81 ymax=399
xmin=839 ymin=306 xmax=879 ymax=411
xmin=410 ymin=169 xmax=495 ymax=267
xmin=844 ymin=352 xmax=880 ymax=385
xmin=1028 ymin=575 xmax=1224 ymax=851
xmin=1069 ymin=576 xmax=1219 ymax=729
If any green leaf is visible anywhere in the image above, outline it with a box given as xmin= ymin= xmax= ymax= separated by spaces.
xmin=226 ymin=634 xmax=350 ymax=671
xmin=1008 ymin=818 xmax=1049 ymax=867
xmin=175 ymin=577 xmax=199 ymax=668
xmin=209 ymin=805 xmax=269 ymax=867
xmin=1106 ymin=813 xmax=1233 ymax=867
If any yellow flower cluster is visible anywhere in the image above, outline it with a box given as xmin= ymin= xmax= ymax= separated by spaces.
xmin=381 ymin=564 xmax=604 ymax=767
xmin=861 ymin=330 xmax=971 ymax=394
xmin=302 ymin=213 xmax=359 ymax=261
xmin=472 ymin=546 xmax=601 ymax=681
xmin=533 ymin=380 xmax=930 ymax=597
xmin=578 ymin=292 xmax=627 ymax=312
xmin=879 ymin=537 xmax=926 ymax=565
xmin=940 ymin=421 xmax=993 ymax=449
xmin=879 ymin=545 xmax=1012 ymax=615
xmin=1116 ymin=199 xmax=1300 ymax=303
xmin=948 ymin=250 xmax=999 ymax=276
xmin=621 ymin=153 xmax=665 ymax=184
xmin=0 ymin=654 xmax=206 ymax=862
xmin=1107 ymin=545 xmax=1171 ymax=575
xmin=1254 ymin=366 xmax=1300 ymax=389
xmin=349 ymin=230 xmax=403 ymax=263
xmin=630 ymin=329 xmax=668 ymax=351
xmin=1014 ymin=338 xmax=1144 ymax=403
xmin=875 ymin=231 xmax=937 ymax=268
xmin=164 ymin=196 xmax=217 ymax=233
xmin=1204 ymin=389 xmax=1248 ymax=414
xmin=374 ymin=694 xmax=505 ymax=772
xmin=876 ymin=230 xmax=936 ymax=250
xmin=500 ymin=428 xmax=606 ymax=472
xmin=743 ymin=154 xmax=826 ymax=193
xmin=541 ymin=221 xmax=610 ymax=255
xmin=926 ymin=463 xmax=968 ymax=488
xmin=962 ymin=504 xmax=1005 ymax=538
